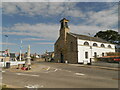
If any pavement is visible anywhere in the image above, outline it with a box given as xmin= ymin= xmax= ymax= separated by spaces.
xmin=2 ymin=61 xmax=119 ymax=88
xmin=69 ymin=61 xmax=120 ymax=71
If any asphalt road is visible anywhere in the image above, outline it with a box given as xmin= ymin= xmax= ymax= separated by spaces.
xmin=2 ymin=62 xmax=119 ymax=88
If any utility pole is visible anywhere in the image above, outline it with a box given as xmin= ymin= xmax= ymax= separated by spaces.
xmin=4 ymin=35 xmax=8 ymax=67
xmin=5 ymin=35 xmax=8 ymax=49
xmin=88 ymin=33 xmax=92 ymax=65
xmin=19 ymin=40 xmax=22 ymax=61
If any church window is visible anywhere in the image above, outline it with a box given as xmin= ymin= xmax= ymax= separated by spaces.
xmin=85 ymin=52 xmax=88 ymax=59
xmin=102 ymin=53 xmax=104 ymax=56
xmin=84 ymin=42 xmax=89 ymax=46
xmin=101 ymin=44 xmax=105 ymax=47
xmin=93 ymin=43 xmax=98 ymax=47
xmin=70 ymin=42 xmax=73 ymax=51
xmin=65 ymin=22 xmax=68 ymax=28
xmin=61 ymin=22 xmax=64 ymax=28
xmin=94 ymin=52 xmax=97 ymax=58
xmin=108 ymin=45 xmax=112 ymax=48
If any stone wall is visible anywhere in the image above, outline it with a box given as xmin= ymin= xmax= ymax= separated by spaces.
xmin=66 ymin=33 xmax=78 ymax=64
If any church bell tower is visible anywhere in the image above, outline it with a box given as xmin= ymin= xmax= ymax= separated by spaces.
xmin=60 ymin=18 xmax=69 ymax=41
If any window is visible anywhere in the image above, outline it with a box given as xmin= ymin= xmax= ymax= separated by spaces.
xmin=65 ymin=22 xmax=68 ymax=28
xmin=102 ymin=53 xmax=104 ymax=56
xmin=70 ymin=42 xmax=73 ymax=51
xmin=108 ymin=45 xmax=112 ymax=48
xmin=85 ymin=52 xmax=88 ymax=59
xmin=94 ymin=52 xmax=97 ymax=58
xmin=84 ymin=42 xmax=89 ymax=46
xmin=61 ymin=22 xmax=64 ymax=28
xmin=93 ymin=43 xmax=98 ymax=47
xmin=101 ymin=44 xmax=105 ymax=47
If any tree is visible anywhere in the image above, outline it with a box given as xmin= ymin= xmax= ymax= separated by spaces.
xmin=94 ymin=30 xmax=120 ymax=45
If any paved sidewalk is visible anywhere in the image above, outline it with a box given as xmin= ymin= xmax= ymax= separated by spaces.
xmin=92 ymin=61 xmax=119 ymax=68
xmin=69 ymin=61 xmax=120 ymax=71
xmin=2 ymin=63 xmax=50 ymax=73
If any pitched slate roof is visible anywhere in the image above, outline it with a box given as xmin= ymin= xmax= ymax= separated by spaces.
xmin=69 ymin=32 xmax=111 ymax=44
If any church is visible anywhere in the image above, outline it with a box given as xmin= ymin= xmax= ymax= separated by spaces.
xmin=54 ymin=18 xmax=115 ymax=64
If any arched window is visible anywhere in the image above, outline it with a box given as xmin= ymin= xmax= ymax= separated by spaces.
xmin=101 ymin=44 xmax=105 ymax=47
xmin=84 ymin=42 xmax=89 ymax=46
xmin=70 ymin=42 xmax=73 ymax=51
xmin=108 ymin=45 xmax=112 ymax=48
xmin=85 ymin=52 xmax=88 ymax=59
xmin=94 ymin=52 xmax=97 ymax=58
xmin=93 ymin=43 xmax=98 ymax=47
xmin=102 ymin=53 xmax=104 ymax=56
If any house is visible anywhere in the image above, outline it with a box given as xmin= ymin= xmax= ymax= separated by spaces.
xmin=54 ymin=18 xmax=115 ymax=64
xmin=44 ymin=52 xmax=54 ymax=62
xmin=0 ymin=50 xmax=10 ymax=62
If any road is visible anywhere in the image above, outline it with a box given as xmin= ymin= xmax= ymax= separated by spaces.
xmin=2 ymin=62 xmax=119 ymax=88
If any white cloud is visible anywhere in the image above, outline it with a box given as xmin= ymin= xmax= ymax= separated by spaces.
xmin=2 ymin=2 xmax=84 ymax=18
xmin=2 ymin=2 xmax=118 ymax=39
xmin=3 ymin=23 xmax=60 ymax=40
xmin=2 ymin=0 xmax=120 ymax=2
xmin=82 ymin=4 xmax=118 ymax=30
xmin=35 ymin=42 xmax=54 ymax=45
xmin=3 ymin=22 xmax=118 ymax=40
xmin=0 ymin=42 xmax=17 ymax=45
xmin=22 ymin=38 xmax=46 ymax=41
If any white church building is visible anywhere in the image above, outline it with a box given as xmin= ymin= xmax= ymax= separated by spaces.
xmin=54 ymin=18 xmax=115 ymax=64
xmin=77 ymin=35 xmax=115 ymax=64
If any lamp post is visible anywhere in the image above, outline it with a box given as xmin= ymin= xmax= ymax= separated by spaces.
xmin=4 ymin=35 xmax=8 ymax=50
xmin=88 ymin=33 xmax=92 ymax=65
xmin=19 ymin=40 xmax=22 ymax=61
xmin=4 ymin=35 xmax=8 ymax=67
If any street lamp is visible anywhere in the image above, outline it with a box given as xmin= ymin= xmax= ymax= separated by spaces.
xmin=4 ymin=35 xmax=8 ymax=50
xmin=19 ymin=40 xmax=22 ymax=61
xmin=4 ymin=35 xmax=8 ymax=67
xmin=88 ymin=33 xmax=92 ymax=65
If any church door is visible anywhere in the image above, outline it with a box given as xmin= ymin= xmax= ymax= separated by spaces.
xmin=60 ymin=53 xmax=64 ymax=63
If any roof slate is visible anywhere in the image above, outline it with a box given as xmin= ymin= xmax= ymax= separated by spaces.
xmin=69 ymin=32 xmax=111 ymax=44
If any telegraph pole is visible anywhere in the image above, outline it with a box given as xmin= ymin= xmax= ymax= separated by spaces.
xmin=4 ymin=35 xmax=8 ymax=67
xmin=19 ymin=40 xmax=22 ymax=61
xmin=88 ymin=33 xmax=92 ymax=65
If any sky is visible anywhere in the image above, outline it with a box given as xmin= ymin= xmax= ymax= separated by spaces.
xmin=1 ymin=1 xmax=119 ymax=54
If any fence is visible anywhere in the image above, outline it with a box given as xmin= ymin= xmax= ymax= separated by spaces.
xmin=0 ymin=61 xmax=25 ymax=67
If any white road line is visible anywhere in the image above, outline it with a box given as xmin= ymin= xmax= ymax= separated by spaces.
xmin=54 ymin=69 xmax=58 ymax=72
xmin=75 ymin=73 xmax=85 ymax=76
xmin=16 ymin=73 xmax=39 ymax=77
xmin=45 ymin=68 xmax=58 ymax=73
xmin=25 ymin=84 xmax=43 ymax=88
xmin=2 ymin=71 xmax=5 ymax=73
xmin=47 ymin=67 xmax=50 ymax=71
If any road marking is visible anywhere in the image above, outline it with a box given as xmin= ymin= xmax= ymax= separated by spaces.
xmin=16 ymin=73 xmax=39 ymax=77
xmin=2 ymin=71 xmax=5 ymax=73
xmin=47 ymin=67 xmax=50 ymax=71
xmin=75 ymin=73 xmax=85 ymax=76
xmin=54 ymin=69 xmax=58 ymax=72
xmin=45 ymin=68 xmax=58 ymax=73
xmin=25 ymin=84 xmax=43 ymax=88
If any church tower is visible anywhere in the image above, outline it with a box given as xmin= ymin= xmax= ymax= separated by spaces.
xmin=60 ymin=18 xmax=69 ymax=41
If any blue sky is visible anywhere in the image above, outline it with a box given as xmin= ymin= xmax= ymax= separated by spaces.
xmin=2 ymin=2 xmax=118 ymax=54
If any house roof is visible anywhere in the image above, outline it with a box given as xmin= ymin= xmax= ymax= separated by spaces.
xmin=69 ymin=32 xmax=111 ymax=44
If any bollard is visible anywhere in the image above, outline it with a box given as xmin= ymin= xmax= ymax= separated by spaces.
xmin=65 ymin=61 xmax=68 ymax=64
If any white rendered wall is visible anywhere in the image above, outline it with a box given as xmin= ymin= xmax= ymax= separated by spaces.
xmin=77 ymin=39 xmax=115 ymax=63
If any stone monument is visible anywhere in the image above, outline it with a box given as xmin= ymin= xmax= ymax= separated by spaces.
xmin=25 ymin=45 xmax=31 ymax=69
